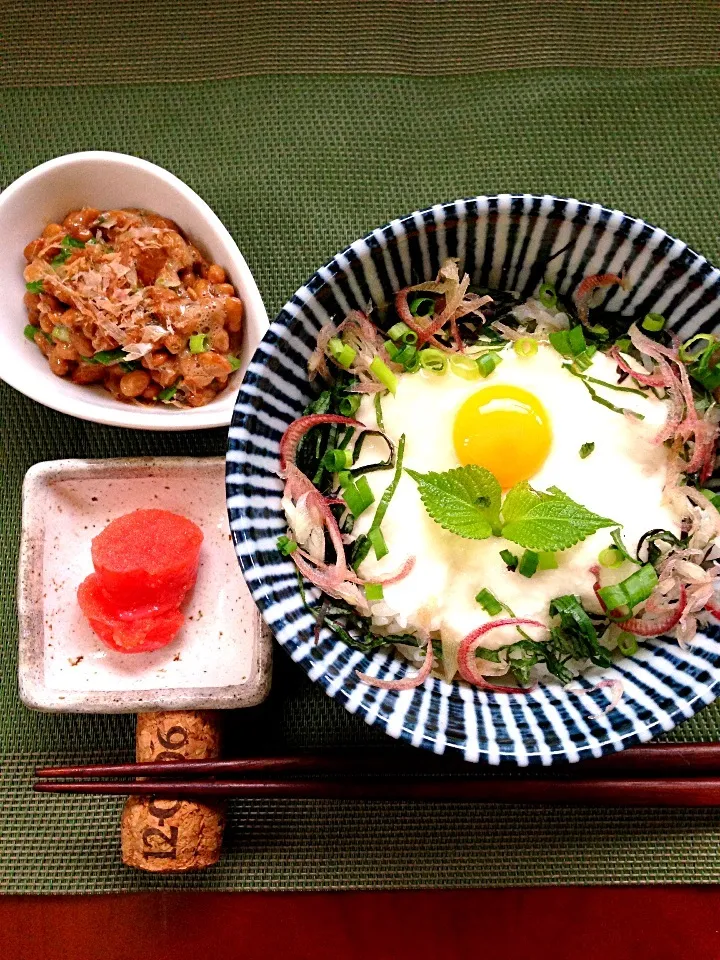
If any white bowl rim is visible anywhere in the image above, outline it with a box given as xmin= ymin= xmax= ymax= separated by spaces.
xmin=0 ymin=150 xmax=268 ymax=431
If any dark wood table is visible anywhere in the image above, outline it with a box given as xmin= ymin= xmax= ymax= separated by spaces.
xmin=2 ymin=888 xmax=719 ymax=959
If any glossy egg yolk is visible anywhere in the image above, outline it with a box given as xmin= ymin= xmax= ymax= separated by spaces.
xmin=453 ymin=385 xmax=552 ymax=488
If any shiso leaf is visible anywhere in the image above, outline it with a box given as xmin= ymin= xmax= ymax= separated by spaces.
xmin=405 ymin=465 xmax=501 ymax=540
xmin=501 ymin=485 xmax=617 ymax=551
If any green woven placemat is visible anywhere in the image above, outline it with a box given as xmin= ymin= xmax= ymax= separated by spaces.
xmin=2 ymin=2 xmax=720 ymax=891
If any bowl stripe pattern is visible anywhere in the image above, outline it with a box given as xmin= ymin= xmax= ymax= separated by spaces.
xmin=227 ymin=194 xmax=720 ymax=765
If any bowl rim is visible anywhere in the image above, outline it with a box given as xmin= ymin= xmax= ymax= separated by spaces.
xmin=227 ymin=192 xmax=720 ymax=765
xmin=0 ymin=150 xmax=268 ymax=431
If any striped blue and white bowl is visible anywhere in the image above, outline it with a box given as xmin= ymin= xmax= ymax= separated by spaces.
xmin=227 ymin=194 xmax=720 ymax=765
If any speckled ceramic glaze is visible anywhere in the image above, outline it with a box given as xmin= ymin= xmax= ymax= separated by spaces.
xmin=19 ymin=457 xmax=272 ymax=712
xmin=226 ymin=194 xmax=720 ymax=765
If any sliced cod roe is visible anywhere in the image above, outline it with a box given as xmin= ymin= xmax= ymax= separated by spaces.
xmin=91 ymin=509 xmax=203 ymax=606
xmin=77 ymin=574 xmax=186 ymax=653
xmin=78 ymin=509 xmax=204 ymax=653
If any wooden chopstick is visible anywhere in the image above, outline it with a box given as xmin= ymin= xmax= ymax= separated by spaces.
xmin=34 ymin=743 xmax=720 ymax=781
xmin=33 ymin=777 xmax=720 ymax=806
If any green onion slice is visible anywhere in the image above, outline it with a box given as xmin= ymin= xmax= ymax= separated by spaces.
xmin=364 ymin=582 xmax=384 ymax=601
xmin=419 ymin=348 xmax=447 ymax=374
xmin=477 ymin=353 xmax=501 ymax=378
xmin=597 ymin=564 xmax=658 ymax=613
xmin=339 ymin=394 xmax=362 ymax=417
xmin=475 ymin=588 xmax=503 ymax=615
xmin=617 ymin=632 xmax=639 ymax=656
xmin=513 ymin=338 xmax=538 ymax=358
xmin=227 ymin=355 xmax=242 ymax=371
xmin=158 ymin=380 xmax=181 ymax=402
xmin=369 ymin=356 xmax=398 ymax=394
xmin=189 ymin=333 xmax=208 ymax=354
xmin=387 ymin=321 xmax=418 ymax=344
xmin=518 ymin=550 xmax=539 ymax=578
xmin=368 ymin=526 xmax=388 ymax=560
xmin=409 ymin=296 xmax=435 ymax=318
xmin=23 ymin=324 xmax=39 ymax=342
xmin=327 ymin=337 xmax=357 ymax=369
xmin=641 ymin=313 xmax=665 ymax=332
xmin=500 ymin=549 xmax=518 ymax=570
xmin=322 ymin=448 xmax=353 ymax=472
xmin=598 ymin=546 xmax=623 ymax=569
xmin=538 ymin=282 xmax=557 ymax=310
xmin=276 ymin=535 xmax=298 ymax=556
xmin=679 ymin=333 xmax=714 ymax=363
xmin=449 ymin=354 xmax=480 ymax=380
xmin=537 ymin=552 xmax=558 ymax=570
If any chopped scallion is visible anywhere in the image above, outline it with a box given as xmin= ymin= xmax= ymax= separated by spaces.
xmin=409 ymin=296 xmax=435 ymax=317
xmin=227 ymin=355 xmax=242 ymax=371
xmin=90 ymin=348 xmax=127 ymax=365
xmin=597 ymin=563 xmax=658 ymax=613
xmin=327 ymin=337 xmax=357 ymax=369
xmin=368 ymin=526 xmax=388 ymax=560
xmin=500 ymin=549 xmax=519 ymax=570
xmin=364 ymin=582 xmax=384 ymax=601
xmin=395 ymin=344 xmax=419 ymax=370
xmin=477 ymin=352 xmax=501 ymax=378
xmin=322 ymin=448 xmax=353 ymax=472
xmin=598 ymin=546 xmax=624 ymax=569
xmin=419 ymin=348 xmax=447 ymax=374
xmin=579 ymin=441 xmax=595 ymax=459
xmin=679 ymin=333 xmax=714 ymax=363
xmin=158 ymin=381 xmax=180 ymax=402
xmin=23 ymin=324 xmax=38 ymax=342
xmin=617 ymin=632 xmax=639 ymax=656
xmin=642 ymin=313 xmax=665 ymax=332
xmin=373 ymin=391 xmax=385 ymax=429
xmin=339 ymin=472 xmax=374 ymax=517
xmin=475 ymin=588 xmax=503 ymax=615
xmin=189 ymin=333 xmax=208 ymax=354
xmin=387 ymin=321 xmax=418 ymax=344
xmin=276 ymin=535 xmax=298 ymax=556
xmin=518 ymin=550 xmax=539 ymax=578
xmin=537 ymin=552 xmax=558 ymax=570
xmin=51 ymin=325 xmax=71 ymax=343
xmin=538 ymin=281 xmax=557 ymax=310
xmin=369 ymin=356 xmax=398 ymax=394
xmin=339 ymin=393 xmax=362 ymax=416
xmin=514 ymin=337 xmax=538 ymax=358
xmin=449 ymin=354 xmax=480 ymax=380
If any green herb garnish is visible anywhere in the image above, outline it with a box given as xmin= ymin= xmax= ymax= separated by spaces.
xmin=475 ymin=588 xmax=503 ymax=615
xmin=158 ymin=381 xmax=180 ymax=402
xmin=405 ymin=465 xmax=502 ymax=540
xmin=25 ymin=280 xmax=44 ymax=294
xmin=518 ymin=549 xmax=539 ymax=578
xmin=277 ymin=535 xmax=298 ymax=556
xmin=499 ymin=549 xmax=519 ymax=570
xmin=51 ymin=234 xmax=86 ymax=266
xmin=597 ymin=564 xmax=658 ymax=613
xmin=500 ymin=481 xmax=616 ymax=551
xmin=579 ymin=442 xmax=595 ymax=459
xmin=189 ymin=333 xmax=209 ymax=354
xmin=89 ymin=348 xmax=127 ymax=365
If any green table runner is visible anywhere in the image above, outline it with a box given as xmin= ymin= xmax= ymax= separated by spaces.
xmin=2 ymin=0 xmax=720 ymax=893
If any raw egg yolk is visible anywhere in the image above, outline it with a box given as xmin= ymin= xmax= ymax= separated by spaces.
xmin=453 ymin=385 xmax=552 ymax=488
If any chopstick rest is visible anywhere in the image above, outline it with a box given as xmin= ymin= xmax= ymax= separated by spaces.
xmin=120 ymin=710 xmax=224 ymax=872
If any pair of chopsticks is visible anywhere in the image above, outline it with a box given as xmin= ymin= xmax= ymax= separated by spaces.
xmin=34 ymin=743 xmax=720 ymax=806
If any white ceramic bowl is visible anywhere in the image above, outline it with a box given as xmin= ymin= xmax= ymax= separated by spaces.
xmin=0 ymin=151 xmax=268 ymax=430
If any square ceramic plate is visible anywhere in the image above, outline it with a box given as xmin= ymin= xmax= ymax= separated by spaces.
xmin=18 ymin=456 xmax=271 ymax=712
